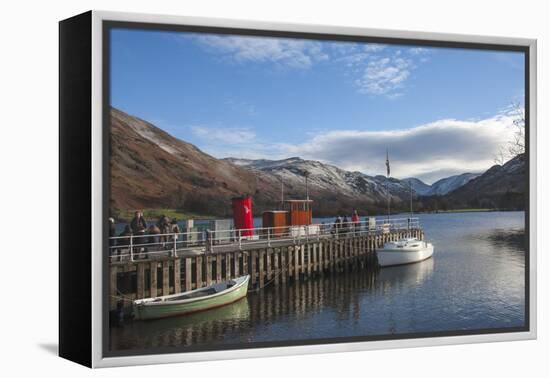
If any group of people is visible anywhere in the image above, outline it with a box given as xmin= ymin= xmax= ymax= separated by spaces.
xmin=331 ymin=210 xmax=363 ymax=235
xmin=108 ymin=211 xmax=181 ymax=254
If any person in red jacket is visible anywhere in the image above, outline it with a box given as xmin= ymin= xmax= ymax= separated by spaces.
xmin=351 ymin=210 xmax=360 ymax=234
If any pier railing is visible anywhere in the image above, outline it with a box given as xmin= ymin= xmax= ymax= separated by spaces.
xmin=109 ymin=217 xmax=420 ymax=262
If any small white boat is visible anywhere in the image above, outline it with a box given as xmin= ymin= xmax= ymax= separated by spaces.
xmin=377 ymin=237 xmax=434 ymax=267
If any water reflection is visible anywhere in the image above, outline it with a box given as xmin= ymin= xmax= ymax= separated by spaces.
xmin=110 ymin=298 xmax=250 ymax=350
xmin=378 ymin=258 xmax=434 ymax=287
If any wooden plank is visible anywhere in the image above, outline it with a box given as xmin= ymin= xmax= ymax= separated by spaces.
xmin=185 ymin=258 xmax=192 ymax=292
xmin=162 ymin=261 xmax=170 ymax=295
xmin=150 ymin=262 xmax=157 ymax=298
xmin=259 ymin=250 xmax=265 ymax=288
xmin=319 ymin=243 xmax=325 ymax=274
xmin=110 ymin=266 xmax=118 ymax=310
xmin=281 ymin=247 xmax=287 ymax=284
xmin=225 ymin=253 xmax=231 ymax=280
xmin=339 ymin=240 xmax=344 ymax=268
xmin=206 ymin=255 xmax=212 ymax=286
xmin=136 ymin=263 xmax=145 ymax=299
xmin=195 ymin=256 xmax=202 ymax=289
xmin=243 ymin=252 xmax=248 ymax=277
xmin=234 ymin=252 xmax=240 ymax=278
xmin=250 ymin=250 xmax=257 ymax=285
xmin=216 ymin=254 xmax=222 ymax=283
xmin=312 ymin=243 xmax=317 ymax=273
xmin=174 ymin=258 xmax=181 ymax=294
xmin=301 ymin=245 xmax=306 ymax=274
xmin=329 ymin=240 xmax=334 ymax=273
xmin=266 ymin=248 xmax=272 ymax=280
xmin=274 ymin=248 xmax=280 ymax=285
xmin=294 ymin=246 xmax=300 ymax=279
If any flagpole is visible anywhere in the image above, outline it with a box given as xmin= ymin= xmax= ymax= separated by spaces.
xmin=386 ymin=149 xmax=390 ymax=222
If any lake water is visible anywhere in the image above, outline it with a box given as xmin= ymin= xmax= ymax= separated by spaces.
xmin=110 ymin=211 xmax=526 ymax=353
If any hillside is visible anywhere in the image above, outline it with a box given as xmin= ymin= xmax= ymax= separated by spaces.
xmin=110 ymin=108 xmax=281 ymax=218
xmin=443 ymin=154 xmax=526 ymax=210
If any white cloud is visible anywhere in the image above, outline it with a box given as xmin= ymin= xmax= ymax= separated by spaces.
xmin=355 ymin=56 xmax=412 ymax=96
xmin=408 ymin=47 xmax=428 ymax=55
xmin=364 ymin=44 xmax=386 ymax=52
xmin=278 ymin=112 xmax=518 ymax=183
xmin=188 ymin=109 xmax=521 ymax=183
xmin=332 ymin=43 xmax=428 ymax=97
xmin=189 ymin=35 xmax=429 ymax=97
xmin=192 ymin=34 xmax=328 ymax=69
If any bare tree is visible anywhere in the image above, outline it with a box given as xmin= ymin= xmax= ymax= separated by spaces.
xmin=494 ymin=145 xmax=507 ymax=165
xmin=508 ymin=102 xmax=525 ymax=156
xmin=494 ymin=102 xmax=525 ymax=164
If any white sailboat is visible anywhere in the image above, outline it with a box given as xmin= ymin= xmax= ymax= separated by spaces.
xmin=377 ymin=152 xmax=434 ymax=267
xmin=377 ymin=237 xmax=434 ymax=267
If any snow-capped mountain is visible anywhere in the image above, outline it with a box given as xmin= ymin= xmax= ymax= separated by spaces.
xmin=225 ymin=157 xmax=480 ymax=199
xmin=428 ymin=173 xmax=480 ymax=196
xmin=404 ymin=178 xmax=433 ymax=196
xmin=224 ymin=157 xmax=415 ymax=202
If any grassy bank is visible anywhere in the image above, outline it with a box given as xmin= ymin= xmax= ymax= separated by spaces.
xmin=114 ymin=208 xmax=215 ymax=222
xmin=422 ymin=208 xmax=494 ymax=214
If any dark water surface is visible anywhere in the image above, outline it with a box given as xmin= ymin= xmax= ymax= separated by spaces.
xmin=110 ymin=211 xmax=526 ymax=352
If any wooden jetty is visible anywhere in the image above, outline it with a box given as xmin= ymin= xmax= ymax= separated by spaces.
xmin=109 ymin=219 xmax=423 ymax=311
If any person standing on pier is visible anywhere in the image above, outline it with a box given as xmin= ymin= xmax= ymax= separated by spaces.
xmin=130 ymin=211 xmax=148 ymax=252
xmin=156 ymin=214 xmax=171 ymax=245
xmin=351 ymin=210 xmax=360 ymax=234
xmin=109 ymin=217 xmax=116 ymax=247
xmin=130 ymin=211 xmax=147 ymax=234
xmin=342 ymin=215 xmax=349 ymax=236
xmin=170 ymin=219 xmax=180 ymax=250
xmin=117 ymin=225 xmax=133 ymax=261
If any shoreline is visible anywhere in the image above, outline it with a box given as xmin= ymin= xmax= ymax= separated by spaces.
xmin=113 ymin=207 xmax=524 ymax=223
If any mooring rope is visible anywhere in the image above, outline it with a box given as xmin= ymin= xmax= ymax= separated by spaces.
xmin=110 ymin=289 xmax=135 ymax=303
xmin=248 ymin=256 xmax=298 ymax=292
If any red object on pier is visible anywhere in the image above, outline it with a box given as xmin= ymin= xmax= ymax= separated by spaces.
xmin=232 ymin=196 xmax=254 ymax=236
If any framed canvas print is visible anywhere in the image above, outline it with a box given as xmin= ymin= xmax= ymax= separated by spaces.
xmin=59 ymin=10 xmax=537 ymax=368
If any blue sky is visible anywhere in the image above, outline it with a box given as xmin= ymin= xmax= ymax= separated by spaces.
xmin=110 ymin=28 xmax=525 ymax=183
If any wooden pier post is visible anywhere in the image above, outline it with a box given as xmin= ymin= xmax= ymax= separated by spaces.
xmin=259 ymin=250 xmax=265 ymax=288
xmin=195 ymin=256 xmax=202 ymax=289
xmin=110 ymin=265 xmax=118 ymax=310
xmin=149 ymin=262 xmax=157 ymax=298
xmin=274 ymin=248 xmax=280 ymax=285
xmin=137 ymin=263 xmax=145 ymax=299
xmin=281 ymin=247 xmax=287 ymax=284
xmin=174 ymin=258 xmax=181 ymax=294
xmin=162 ymin=261 xmax=169 ymax=295
xmin=250 ymin=250 xmax=257 ymax=286
xmin=216 ymin=255 xmax=222 ymax=283
xmin=206 ymin=255 xmax=212 ymax=287
xmin=185 ymin=258 xmax=192 ymax=292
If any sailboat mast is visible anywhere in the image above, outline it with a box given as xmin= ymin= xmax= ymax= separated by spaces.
xmin=387 ymin=178 xmax=390 ymax=220
xmin=386 ymin=149 xmax=390 ymax=221
xmin=409 ymin=180 xmax=413 ymax=218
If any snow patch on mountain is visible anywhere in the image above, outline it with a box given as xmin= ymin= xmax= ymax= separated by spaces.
xmin=429 ymin=173 xmax=480 ymax=196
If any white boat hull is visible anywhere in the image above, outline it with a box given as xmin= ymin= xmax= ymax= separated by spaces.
xmin=377 ymin=242 xmax=434 ymax=267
